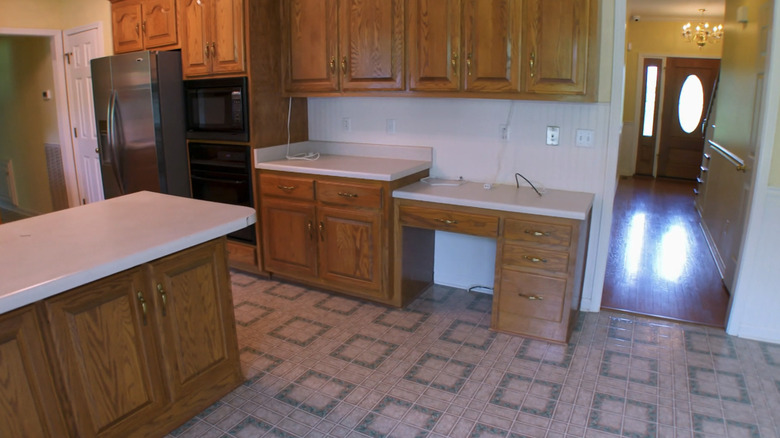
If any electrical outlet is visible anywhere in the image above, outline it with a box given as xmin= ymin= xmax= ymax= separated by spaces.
xmin=546 ymin=126 xmax=560 ymax=146
xmin=342 ymin=117 xmax=351 ymax=131
xmin=576 ymin=129 xmax=594 ymax=147
xmin=500 ymin=124 xmax=510 ymax=140
xmin=386 ymin=119 xmax=397 ymax=134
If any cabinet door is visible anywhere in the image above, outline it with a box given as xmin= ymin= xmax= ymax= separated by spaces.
xmin=340 ymin=0 xmax=405 ymax=91
xmin=180 ymin=0 xmax=211 ymax=77
xmin=151 ymin=239 xmax=241 ymax=401
xmin=45 ymin=268 xmax=166 ymax=438
xmin=523 ymin=0 xmax=591 ymax=95
xmin=463 ymin=0 xmax=521 ymax=92
xmin=0 ymin=307 xmax=68 ymax=438
xmin=282 ymin=0 xmax=339 ymax=92
xmin=112 ymin=1 xmax=144 ymax=54
xmin=407 ymin=0 xmax=461 ymax=91
xmin=210 ymin=0 xmax=245 ymax=74
xmin=318 ymin=206 xmax=383 ymax=295
xmin=261 ymin=198 xmax=318 ymax=278
xmin=142 ymin=0 xmax=178 ymax=49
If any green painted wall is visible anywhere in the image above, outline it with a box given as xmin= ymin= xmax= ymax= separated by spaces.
xmin=0 ymin=36 xmax=58 ymax=214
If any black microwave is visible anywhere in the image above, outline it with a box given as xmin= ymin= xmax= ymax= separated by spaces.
xmin=183 ymin=77 xmax=249 ymax=142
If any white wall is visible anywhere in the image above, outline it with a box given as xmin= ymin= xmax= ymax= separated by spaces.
xmin=307 ymin=97 xmax=611 ymax=308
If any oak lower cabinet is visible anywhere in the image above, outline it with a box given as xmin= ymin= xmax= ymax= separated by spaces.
xmin=43 ymin=238 xmax=242 ymax=438
xmin=259 ymin=170 xmax=427 ymax=306
xmin=0 ymin=307 xmax=69 ymax=437
xmin=111 ymin=0 xmax=179 ymax=54
xmin=493 ymin=216 xmax=590 ymax=343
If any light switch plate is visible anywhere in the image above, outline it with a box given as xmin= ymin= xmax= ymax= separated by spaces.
xmin=576 ymin=129 xmax=594 ymax=147
xmin=546 ymin=126 xmax=560 ymax=146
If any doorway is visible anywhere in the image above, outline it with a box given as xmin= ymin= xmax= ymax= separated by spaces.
xmin=635 ymin=57 xmax=720 ymax=179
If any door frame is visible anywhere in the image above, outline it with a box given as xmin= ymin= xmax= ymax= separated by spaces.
xmin=0 ymin=27 xmax=79 ymax=207
xmin=628 ymin=54 xmax=722 ymax=177
xmin=64 ymin=22 xmax=105 ymax=205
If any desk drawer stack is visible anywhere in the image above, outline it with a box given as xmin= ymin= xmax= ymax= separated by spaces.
xmin=493 ymin=216 xmax=589 ymax=343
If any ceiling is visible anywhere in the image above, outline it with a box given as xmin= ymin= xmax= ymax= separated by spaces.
xmin=627 ymin=0 xmax=725 ymax=21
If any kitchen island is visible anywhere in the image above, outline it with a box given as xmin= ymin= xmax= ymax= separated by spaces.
xmin=0 ymin=192 xmax=255 ymax=437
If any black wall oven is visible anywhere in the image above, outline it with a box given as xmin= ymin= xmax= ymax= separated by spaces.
xmin=188 ymin=143 xmax=255 ymax=244
xmin=183 ymin=77 xmax=249 ymax=142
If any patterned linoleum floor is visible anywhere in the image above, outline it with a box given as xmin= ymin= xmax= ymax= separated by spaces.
xmin=166 ymin=271 xmax=780 ymax=438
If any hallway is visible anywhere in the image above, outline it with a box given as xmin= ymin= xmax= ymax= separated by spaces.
xmin=602 ymin=176 xmax=730 ymax=327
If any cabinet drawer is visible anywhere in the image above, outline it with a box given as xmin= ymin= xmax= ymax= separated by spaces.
xmin=502 ymin=244 xmax=569 ymax=273
xmin=318 ymin=181 xmax=382 ymax=209
xmin=260 ymin=174 xmax=315 ymax=201
xmin=504 ymin=218 xmax=572 ymax=247
xmin=399 ymin=205 xmax=499 ymax=237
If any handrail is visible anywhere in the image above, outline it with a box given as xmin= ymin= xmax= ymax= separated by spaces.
xmin=707 ymin=140 xmax=747 ymax=172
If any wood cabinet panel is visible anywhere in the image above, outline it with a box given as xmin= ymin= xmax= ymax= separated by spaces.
xmin=260 ymin=173 xmax=315 ymax=201
xmin=152 ymin=240 xmax=239 ymax=400
xmin=45 ymin=268 xmax=166 ymax=437
xmin=408 ymin=0 xmax=461 ymax=91
xmin=0 ymin=307 xmax=68 ymax=438
xmin=340 ymin=0 xmax=405 ymax=91
xmin=317 ymin=181 xmax=383 ymax=208
xmin=318 ymin=206 xmax=383 ymax=295
xmin=282 ymin=0 xmax=339 ymax=92
xmin=463 ymin=0 xmax=521 ymax=92
xmin=261 ymin=198 xmax=317 ymax=278
xmin=502 ymin=244 xmax=570 ymax=273
xmin=113 ymin=1 xmax=145 ymax=54
xmin=180 ymin=0 xmax=245 ymax=77
xmin=497 ymin=270 xmax=567 ymax=329
xmin=503 ymin=218 xmax=572 ymax=246
xmin=523 ymin=0 xmax=591 ymax=95
xmin=143 ymin=0 xmax=178 ymax=48
xmin=180 ymin=0 xmax=210 ymax=76
xmin=399 ymin=204 xmax=499 ymax=237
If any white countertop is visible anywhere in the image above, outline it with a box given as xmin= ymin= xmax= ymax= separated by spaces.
xmin=255 ymin=141 xmax=432 ymax=181
xmin=0 ymin=191 xmax=256 ymax=314
xmin=393 ymin=181 xmax=594 ymax=220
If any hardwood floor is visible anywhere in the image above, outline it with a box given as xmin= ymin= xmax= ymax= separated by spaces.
xmin=601 ymin=176 xmax=729 ymax=327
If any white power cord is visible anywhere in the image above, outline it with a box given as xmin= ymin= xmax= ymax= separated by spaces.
xmin=285 ymin=96 xmax=319 ymax=161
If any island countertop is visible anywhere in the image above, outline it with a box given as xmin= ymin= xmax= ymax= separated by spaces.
xmin=0 ymin=191 xmax=256 ymax=314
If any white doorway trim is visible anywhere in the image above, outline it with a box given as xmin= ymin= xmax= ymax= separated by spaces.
xmin=0 ymin=27 xmax=78 ymax=207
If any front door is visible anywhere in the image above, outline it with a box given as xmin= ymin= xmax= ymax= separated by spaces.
xmin=64 ymin=25 xmax=104 ymax=204
xmin=657 ymin=57 xmax=720 ymax=179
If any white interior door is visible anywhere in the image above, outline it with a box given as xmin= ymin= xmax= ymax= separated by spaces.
xmin=64 ymin=25 xmax=103 ymax=204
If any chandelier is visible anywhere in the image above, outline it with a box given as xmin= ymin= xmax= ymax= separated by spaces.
xmin=682 ymin=9 xmax=723 ymax=47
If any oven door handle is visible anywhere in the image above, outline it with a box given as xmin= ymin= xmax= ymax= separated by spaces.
xmin=190 ymin=175 xmax=247 ymax=185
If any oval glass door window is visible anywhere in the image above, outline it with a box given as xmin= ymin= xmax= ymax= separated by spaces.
xmin=678 ymin=75 xmax=704 ymax=133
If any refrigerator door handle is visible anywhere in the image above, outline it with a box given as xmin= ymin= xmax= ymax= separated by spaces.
xmin=107 ymin=90 xmax=125 ymax=194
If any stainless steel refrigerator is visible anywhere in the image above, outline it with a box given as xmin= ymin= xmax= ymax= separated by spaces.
xmin=91 ymin=50 xmax=190 ymax=199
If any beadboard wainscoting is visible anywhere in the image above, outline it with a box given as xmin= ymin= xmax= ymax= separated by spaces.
xmin=306 ymin=97 xmax=610 ymax=309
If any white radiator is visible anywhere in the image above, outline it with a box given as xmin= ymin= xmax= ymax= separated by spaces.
xmin=0 ymin=158 xmax=19 ymax=207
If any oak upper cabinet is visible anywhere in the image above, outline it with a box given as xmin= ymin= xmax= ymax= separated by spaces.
xmin=45 ymin=267 xmax=167 ymax=438
xmin=112 ymin=0 xmax=179 ymax=54
xmin=180 ymin=0 xmax=245 ymax=77
xmin=0 ymin=306 xmax=69 ymax=437
xmin=282 ymin=0 xmax=405 ymax=93
xmin=407 ymin=0 xmax=461 ymax=91
xmin=522 ymin=0 xmax=594 ymax=96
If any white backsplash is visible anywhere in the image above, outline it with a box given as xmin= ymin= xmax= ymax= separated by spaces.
xmin=307 ymin=97 xmax=611 ymax=302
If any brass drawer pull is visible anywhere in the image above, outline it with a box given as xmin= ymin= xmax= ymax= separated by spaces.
xmin=319 ymin=221 xmax=325 ymax=241
xmin=523 ymin=255 xmax=548 ymax=263
xmin=435 ymin=218 xmax=459 ymax=225
xmin=525 ymin=230 xmax=551 ymax=237
xmin=519 ymin=293 xmax=543 ymax=300
xmin=157 ymin=283 xmax=167 ymax=317
xmin=307 ymin=221 xmax=313 ymax=240
xmin=329 ymin=56 xmax=336 ymax=73
xmin=277 ymin=184 xmax=297 ymax=192
xmin=137 ymin=291 xmax=148 ymax=325
xmin=338 ymin=192 xmax=358 ymax=198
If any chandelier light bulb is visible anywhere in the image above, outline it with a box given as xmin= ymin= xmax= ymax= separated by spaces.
xmin=682 ymin=9 xmax=723 ymax=48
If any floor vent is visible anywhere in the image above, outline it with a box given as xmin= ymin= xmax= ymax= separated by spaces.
xmin=44 ymin=144 xmax=69 ymax=211
xmin=0 ymin=158 xmax=18 ymax=207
